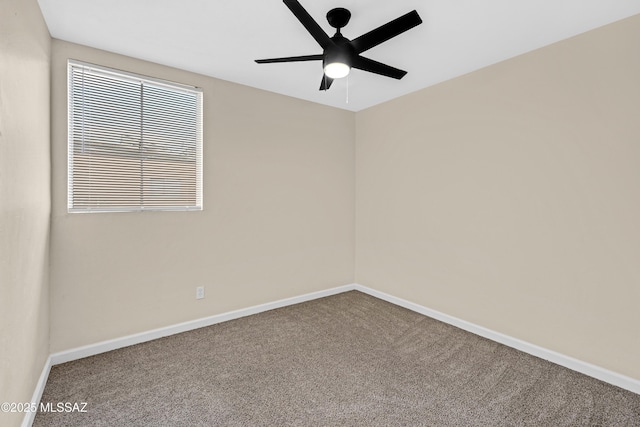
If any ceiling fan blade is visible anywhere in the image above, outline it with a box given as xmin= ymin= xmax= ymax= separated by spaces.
xmin=319 ymin=75 xmax=334 ymax=91
xmin=352 ymin=56 xmax=407 ymax=79
xmin=255 ymin=54 xmax=323 ymax=64
xmin=283 ymin=0 xmax=333 ymax=49
xmin=351 ymin=10 xmax=422 ymax=54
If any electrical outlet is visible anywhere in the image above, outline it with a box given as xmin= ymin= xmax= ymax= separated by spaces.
xmin=196 ymin=286 xmax=205 ymax=300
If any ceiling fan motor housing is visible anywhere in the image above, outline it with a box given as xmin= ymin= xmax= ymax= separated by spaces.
xmin=323 ymin=34 xmax=355 ymax=69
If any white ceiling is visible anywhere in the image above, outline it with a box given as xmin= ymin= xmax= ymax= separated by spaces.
xmin=38 ymin=0 xmax=640 ymax=112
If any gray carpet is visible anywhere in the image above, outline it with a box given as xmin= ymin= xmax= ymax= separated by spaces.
xmin=34 ymin=291 xmax=640 ymax=426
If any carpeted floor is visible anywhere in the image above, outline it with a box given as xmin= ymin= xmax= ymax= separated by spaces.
xmin=34 ymin=291 xmax=640 ymax=426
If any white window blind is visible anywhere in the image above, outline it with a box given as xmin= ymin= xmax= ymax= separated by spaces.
xmin=68 ymin=60 xmax=203 ymax=212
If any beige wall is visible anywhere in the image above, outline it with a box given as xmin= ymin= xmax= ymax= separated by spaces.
xmin=0 ymin=0 xmax=51 ymax=425
xmin=355 ymin=14 xmax=640 ymax=379
xmin=50 ymin=41 xmax=355 ymax=352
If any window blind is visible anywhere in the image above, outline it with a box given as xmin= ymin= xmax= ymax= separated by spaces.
xmin=68 ymin=60 xmax=203 ymax=212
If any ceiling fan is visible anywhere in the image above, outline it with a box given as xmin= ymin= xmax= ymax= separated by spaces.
xmin=255 ymin=0 xmax=423 ymax=91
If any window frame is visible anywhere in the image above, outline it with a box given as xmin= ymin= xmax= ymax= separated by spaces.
xmin=67 ymin=59 xmax=203 ymax=213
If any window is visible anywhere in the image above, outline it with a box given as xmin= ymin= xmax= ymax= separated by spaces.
xmin=68 ymin=60 xmax=203 ymax=212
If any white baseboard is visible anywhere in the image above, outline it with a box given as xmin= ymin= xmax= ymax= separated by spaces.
xmin=41 ymin=281 xmax=638 ymax=404
xmin=22 ymin=355 xmax=52 ymax=427
xmin=50 ymin=284 xmax=356 ymax=366
xmin=353 ymin=284 xmax=640 ymax=395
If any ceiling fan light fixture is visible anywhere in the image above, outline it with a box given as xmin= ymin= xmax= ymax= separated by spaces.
xmin=323 ymin=44 xmax=351 ymax=79
xmin=324 ymin=62 xmax=350 ymax=79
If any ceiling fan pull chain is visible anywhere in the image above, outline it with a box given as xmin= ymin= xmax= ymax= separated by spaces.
xmin=346 ymin=74 xmax=349 ymax=104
